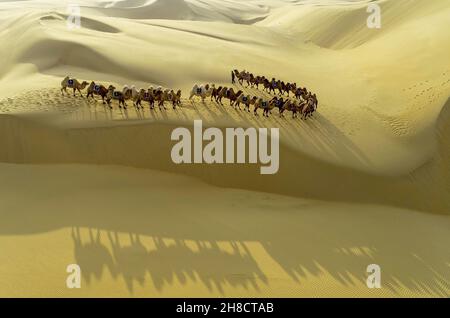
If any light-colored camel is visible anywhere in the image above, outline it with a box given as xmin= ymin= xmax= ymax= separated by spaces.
xmin=234 ymin=94 xmax=253 ymax=111
xmin=127 ymin=85 xmax=142 ymax=107
xmin=189 ymin=84 xmax=214 ymax=102
xmin=61 ymin=76 xmax=88 ymax=97
xmin=253 ymin=98 xmax=273 ymax=117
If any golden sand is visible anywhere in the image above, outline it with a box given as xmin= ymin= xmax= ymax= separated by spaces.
xmin=0 ymin=0 xmax=448 ymax=297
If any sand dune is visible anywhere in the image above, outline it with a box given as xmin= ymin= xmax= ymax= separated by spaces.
xmin=0 ymin=0 xmax=449 ymax=297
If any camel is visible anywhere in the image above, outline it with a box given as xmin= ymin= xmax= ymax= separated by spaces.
xmin=242 ymin=72 xmax=252 ymax=87
xmin=86 ymin=81 xmax=108 ymax=103
xmin=311 ymin=93 xmax=318 ymax=110
xmin=269 ymin=78 xmax=277 ymax=94
xmin=61 ymin=76 xmax=88 ymax=97
xmin=270 ymin=96 xmax=285 ymax=114
xmin=234 ymin=94 xmax=254 ymax=111
xmin=280 ymin=99 xmax=301 ymax=118
xmin=225 ymin=88 xmax=243 ymax=107
xmin=211 ymin=86 xmax=222 ymax=102
xmin=215 ymin=86 xmax=229 ymax=104
xmin=294 ymin=87 xmax=308 ymax=100
xmin=122 ymin=85 xmax=133 ymax=105
xmin=300 ymin=97 xmax=316 ymax=119
xmin=247 ymin=73 xmax=256 ymax=87
xmin=128 ymin=85 xmax=142 ymax=107
xmin=232 ymin=70 xmax=245 ymax=85
xmin=253 ymin=76 xmax=265 ymax=89
xmin=106 ymin=85 xmax=131 ymax=109
xmin=285 ymin=82 xmax=296 ymax=96
xmin=171 ymin=90 xmax=182 ymax=109
xmin=247 ymin=96 xmax=259 ymax=112
xmin=261 ymin=78 xmax=271 ymax=93
xmin=154 ymin=89 xmax=172 ymax=110
xmin=137 ymin=88 xmax=154 ymax=109
xmin=253 ymin=98 xmax=274 ymax=117
xmin=190 ymin=84 xmax=213 ymax=102
xmin=233 ymin=70 xmax=251 ymax=86
xmin=275 ymin=80 xmax=286 ymax=95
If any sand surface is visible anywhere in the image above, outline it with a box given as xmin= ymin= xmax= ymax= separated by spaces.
xmin=0 ymin=0 xmax=449 ymax=297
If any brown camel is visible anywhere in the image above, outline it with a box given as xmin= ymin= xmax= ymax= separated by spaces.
xmin=226 ymin=88 xmax=243 ymax=107
xmin=86 ymin=81 xmax=108 ymax=103
xmin=171 ymin=89 xmax=182 ymax=109
xmin=106 ymin=85 xmax=131 ymax=109
xmin=137 ymin=88 xmax=155 ymax=109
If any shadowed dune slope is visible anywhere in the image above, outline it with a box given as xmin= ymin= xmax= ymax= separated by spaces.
xmin=0 ymin=111 xmax=448 ymax=215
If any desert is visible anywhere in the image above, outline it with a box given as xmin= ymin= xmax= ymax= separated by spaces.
xmin=0 ymin=0 xmax=449 ymax=297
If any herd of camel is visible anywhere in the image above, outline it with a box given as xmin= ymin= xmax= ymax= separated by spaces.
xmin=189 ymin=70 xmax=318 ymax=119
xmin=60 ymin=69 xmax=318 ymax=119
xmin=60 ymin=76 xmax=181 ymax=110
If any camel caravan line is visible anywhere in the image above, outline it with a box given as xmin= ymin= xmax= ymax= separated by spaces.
xmin=61 ymin=76 xmax=181 ymax=110
xmin=230 ymin=69 xmax=318 ymax=119
xmin=61 ymin=69 xmax=318 ymax=120
xmin=189 ymin=70 xmax=318 ymax=119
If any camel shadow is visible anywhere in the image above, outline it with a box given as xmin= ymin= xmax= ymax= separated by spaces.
xmin=72 ymin=227 xmax=268 ymax=295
